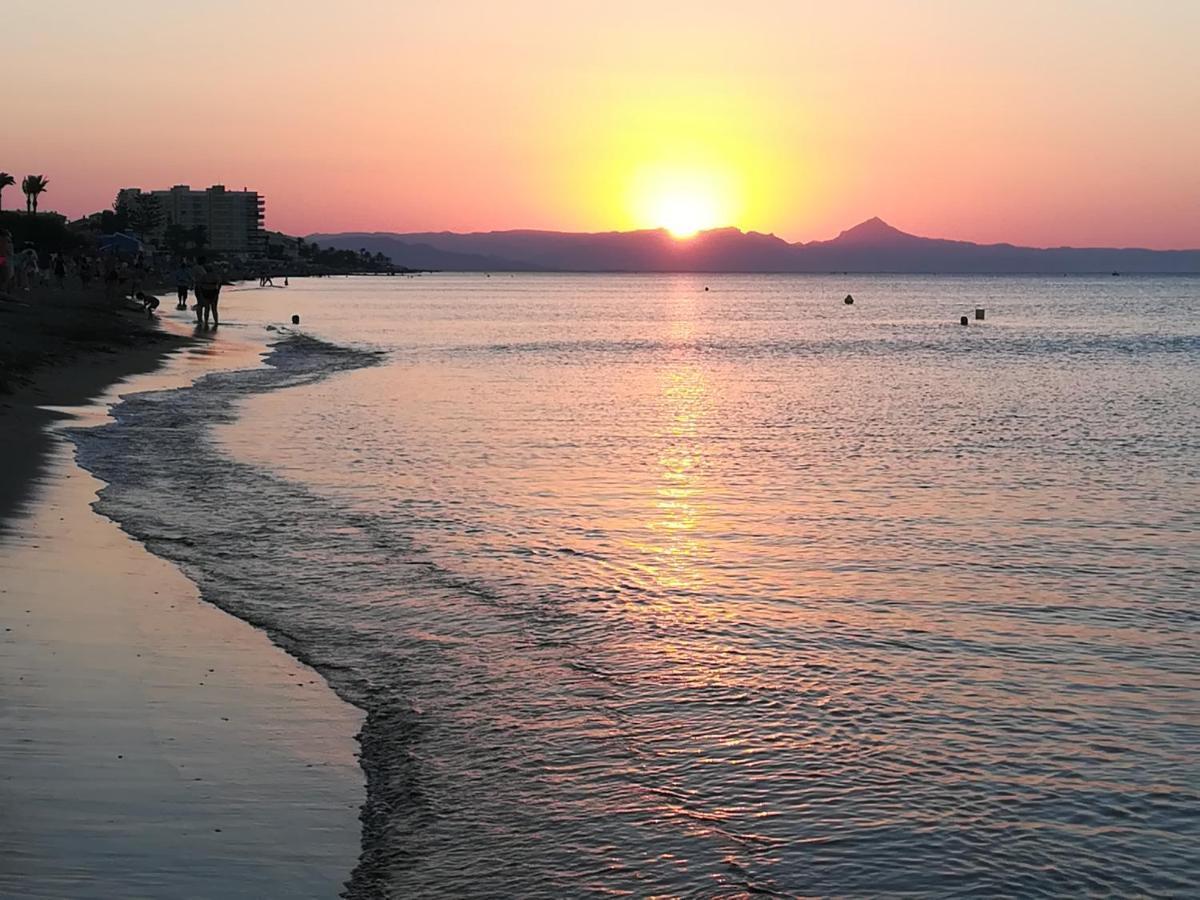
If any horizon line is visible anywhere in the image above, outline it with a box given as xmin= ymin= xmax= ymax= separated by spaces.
xmin=302 ymin=218 xmax=1200 ymax=254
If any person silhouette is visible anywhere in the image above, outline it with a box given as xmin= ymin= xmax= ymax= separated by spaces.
xmin=173 ymin=259 xmax=192 ymax=309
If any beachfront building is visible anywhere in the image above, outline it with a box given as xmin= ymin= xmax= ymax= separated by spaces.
xmin=118 ymin=184 xmax=266 ymax=256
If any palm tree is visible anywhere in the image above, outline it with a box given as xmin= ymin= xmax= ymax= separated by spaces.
xmin=22 ymin=174 xmax=49 ymax=214
xmin=0 ymin=172 xmax=14 ymax=211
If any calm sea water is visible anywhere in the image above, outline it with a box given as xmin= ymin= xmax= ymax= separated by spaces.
xmin=74 ymin=275 xmax=1199 ymax=897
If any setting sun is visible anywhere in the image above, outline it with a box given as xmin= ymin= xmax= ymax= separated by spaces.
xmin=646 ymin=183 xmax=722 ymax=238
xmin=563 ymin=82 xmax=810 ymax=239
xmin=630 ymin=165 xmax=734 ymax=238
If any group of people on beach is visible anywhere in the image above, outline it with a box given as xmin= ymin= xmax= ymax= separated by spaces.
xmin=0 ymin=234 xmax=133 ymax=300
xmin=1 ymin=234 xmax=225 ymax=328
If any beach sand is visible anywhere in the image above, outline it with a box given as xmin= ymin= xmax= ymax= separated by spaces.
xmin=1 ymin=287 xmax=365 ymax=898
xmin=0 ymin=283 xmax=188 ymax=531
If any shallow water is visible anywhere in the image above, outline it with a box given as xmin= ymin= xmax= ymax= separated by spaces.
xmin=74 ymin=275 xmax=1199 ymax=897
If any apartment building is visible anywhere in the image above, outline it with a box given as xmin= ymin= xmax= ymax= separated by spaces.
xmin=119 ymin=184 xmax=266 ymax=255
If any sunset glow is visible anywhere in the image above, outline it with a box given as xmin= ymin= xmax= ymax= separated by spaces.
xmin=4 ymin=1 xmax=1199 ymax=247
xmin=2 ymin=0 xmax=1198 ymax=894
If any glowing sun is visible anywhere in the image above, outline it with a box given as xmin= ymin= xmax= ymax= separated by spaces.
xmin=650 ymin=187 xmax=722 ymax=238
xmin=632 ymin=165 xmax=732 ymax=238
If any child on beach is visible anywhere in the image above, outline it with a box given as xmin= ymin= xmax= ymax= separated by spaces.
xmin=135 ymin=291 xmax=160 ymax=319
xmin=173 ymin=260 xmax=192 ymax=309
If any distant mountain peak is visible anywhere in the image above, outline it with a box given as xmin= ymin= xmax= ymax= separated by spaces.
xmin=832 ymin=217 xmax=913 ymax=244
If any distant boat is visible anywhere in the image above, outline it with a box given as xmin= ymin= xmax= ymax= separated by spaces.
xmin=1112 ymin=271 xmax=1120 ymax=276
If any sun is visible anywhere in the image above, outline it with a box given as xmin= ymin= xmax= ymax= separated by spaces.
xmin=631 ymin=164 xmax=732 ymax=238
xmin=579 ymin=88 xmax=797 ymax=239
xmin=651 ymin=188 xmax=721 ymax=238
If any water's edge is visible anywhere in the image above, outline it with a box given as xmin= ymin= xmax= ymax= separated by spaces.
xmin=67 ymin=335 xmax=395 ymax=898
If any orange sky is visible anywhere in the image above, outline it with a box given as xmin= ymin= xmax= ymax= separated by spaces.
xmin=6 ymin=1 xmax=1199 ymax=247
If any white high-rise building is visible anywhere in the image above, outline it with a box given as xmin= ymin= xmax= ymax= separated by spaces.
xmin=119 ymin=184 xmax=266 ymax=255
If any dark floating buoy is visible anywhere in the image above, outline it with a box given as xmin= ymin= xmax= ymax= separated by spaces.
xmin=974 ymin=308 xmax=985 ymax=321
xmin=704 ymin=286 xmax=709 ymax=291
xmin=844 ymin=294 xmax=854 ymax=305
xmin=1111 ymin=271 xmax=1120 ymax=277
xmin=960 ymin=315 xmax=969 ymax=326
xmin=291 ymin=314 xmax=300 ymax=325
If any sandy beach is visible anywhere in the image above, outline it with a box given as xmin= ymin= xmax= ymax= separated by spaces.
xmin=0 ymin=284 xmax=190 ymax=532
xmin=0 ymin=286 xmax=365 ymax=897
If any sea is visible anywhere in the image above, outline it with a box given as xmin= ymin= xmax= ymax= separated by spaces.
xmin=70 ymin=274 xmax=1199 ymax=898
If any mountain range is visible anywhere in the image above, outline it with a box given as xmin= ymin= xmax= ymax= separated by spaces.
xmin=308 ymin=218 xmax=1200 ymax=274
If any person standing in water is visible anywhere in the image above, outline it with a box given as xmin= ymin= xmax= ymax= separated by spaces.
xmin=191 ymin=256 xmax=210 ymax=324
xmin=173 ymin=259 xmax=192 ymax=309
xmin=193 ymin=256 xmax=224 ymax=327
xmin=203 ymin=264 xmax=223 ymax=326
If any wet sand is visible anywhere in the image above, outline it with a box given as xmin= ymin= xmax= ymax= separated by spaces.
xmin=0 ymin=297 xmax=365 ymax=898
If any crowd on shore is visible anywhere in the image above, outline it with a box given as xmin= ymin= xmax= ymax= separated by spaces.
xmin=0 ymin=227 xmax=244 ymax=329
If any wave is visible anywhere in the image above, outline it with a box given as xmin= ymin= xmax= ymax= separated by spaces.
xmin=67 ymin=335 xmax=424 ymax=897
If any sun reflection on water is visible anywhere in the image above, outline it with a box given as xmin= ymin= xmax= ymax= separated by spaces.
xmin=634 ymin=361 xmax=713 ymax=595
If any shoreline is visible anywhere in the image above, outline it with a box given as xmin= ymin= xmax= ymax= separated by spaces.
xmin=0 ymin=284 xmax=192 ymax=535
xmin=0 ymin=288 xmax=367 ymax=897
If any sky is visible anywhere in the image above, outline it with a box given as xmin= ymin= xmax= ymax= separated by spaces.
xmin=5 ymin=0 xmax=1199 ymax=247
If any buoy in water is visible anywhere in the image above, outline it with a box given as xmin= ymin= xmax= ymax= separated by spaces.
xmin=975 ymin=308 xmax=985 ymax=321
xmin=291 ymin=314 xmax=300 ymax=325
xmin=960 ymin=315 xmax=969 ymax=326
xmin=844 ymin=294 xmax=854 ymax=305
